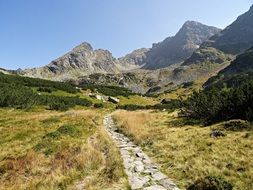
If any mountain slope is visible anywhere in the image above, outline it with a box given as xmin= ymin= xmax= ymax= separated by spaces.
xmin=142 ymin=21 xmax=221 ymax=69
xmin=22 ymin=42 xmax=121 ymax=81
xmin=22 ymin=21 xmax=220 ymax=81
xmin=184 ymin=5 xmax=253 ymax=68
xmin=118 ymin=48 xmax=149 ymax=70
xmin=220 ymin=47 xmax=253 ymax=74
xmin=204 ymin=47 xmax=253 ymax=89
xmin=204 ymin=5 xmax=253 ymax=55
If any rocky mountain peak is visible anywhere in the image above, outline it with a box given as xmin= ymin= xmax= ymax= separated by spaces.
xmin=177 ymin=21 xmax=221 ymax=45
xmin=142 ymin=21 xmax=221 ymax=69
xmin=202 ymin=5 xmax=253 ymax=54
xmin=182 ymin=20 xmax=203 ymax=28
xmin=72 ymin=42 xmax=93 ymax=52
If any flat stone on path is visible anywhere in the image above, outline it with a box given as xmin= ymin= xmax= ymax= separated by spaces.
xmin=152 ymin=172 xmax=167 ymax=181
xmin=144 ymin=185 xmax=167 ymax=190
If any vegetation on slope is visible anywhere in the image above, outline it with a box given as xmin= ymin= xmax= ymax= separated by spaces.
xmin=0 ymin=109 xmax=128 ymax=190
xmin=183 ymin=80 xmax=253 ymax=125
xmin=113 ymin=110 xmax=253 ymax=190
xmin=204 ymin=47 xmax=253 ymax=88
xmin=0 ymin=72 xmax=78 ymax=93
xmin=82 ymin=84 xmax=135 ymax=97
xmin=0 ymin=73 xmax=92 ymax=110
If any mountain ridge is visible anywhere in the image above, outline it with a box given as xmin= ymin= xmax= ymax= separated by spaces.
xmin=21 ymin=21 xmax=221 ymax=80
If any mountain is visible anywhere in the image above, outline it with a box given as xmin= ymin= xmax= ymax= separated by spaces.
xmin=141 ymin=21 xmax=221 ymax=69
xmin=178 ymin=5 xmax=253 ymax=91
xmin=204 ymin=5 xmax=253 ymax=55
xmin=22 ymin=42 xmax=121 ymax=81
xmin=184 ymin=5 xmax=253 ymax=67
xmin=118 ymin=48 xmax=149 ymax=70
xmin=22 ymin=21 xmax=220 ymax=81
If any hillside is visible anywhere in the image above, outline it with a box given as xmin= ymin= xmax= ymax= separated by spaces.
xmin=204 ymin=47 xmax=253 ymax=89
xmin=204 ymin=5 xmax=253 ymax=55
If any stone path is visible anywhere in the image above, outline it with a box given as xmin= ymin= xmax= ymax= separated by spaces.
xmin=103 ymin=115 xmax=180 ymax=190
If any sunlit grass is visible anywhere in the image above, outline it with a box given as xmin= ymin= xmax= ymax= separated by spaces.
xmin=113 ymin=110 xmax=253 ymax=190
xmin=0 ymin=108 xmax=128 ymax=190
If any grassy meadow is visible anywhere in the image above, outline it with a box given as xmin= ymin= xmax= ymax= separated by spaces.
xmin=113 ymin=110 xmax=253 ymax=190
xmin=0 ymin=108 xmax=128 ymax=190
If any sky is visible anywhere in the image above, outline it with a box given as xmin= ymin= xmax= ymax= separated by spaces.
xmin=1 ymin=0 xmax=252 ymax=70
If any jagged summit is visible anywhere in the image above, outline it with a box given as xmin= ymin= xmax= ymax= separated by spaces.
xmin=202 ymin=5 xmax=253 ymax=54
xmin=141 ymin=21 xmax=221 ymax=69
xmin=72 ymin=42 xmax=93 ymax=52
xmin=22 ymin=42 xmax=121 ymax=80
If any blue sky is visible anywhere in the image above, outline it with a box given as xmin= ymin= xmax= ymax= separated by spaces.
xmin=1 ymin=0 xmax=252 ymax=70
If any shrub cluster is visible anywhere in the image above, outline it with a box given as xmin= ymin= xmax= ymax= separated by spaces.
xmin=38 ymin=95 xmax=92 ymax=111
xmin=117 ymin=99 xmax=181 ymax=111
xmin=187 ymin=176 xmax=233 ymax=190
xmin=0 ymin=72 xmax=78 ymax=93
xmin=82 ymin=84 xmax=134 ymax=97
xmin=183 ymin=80 xmax=253 ymax=124
xmin=37 ymin=87 xmax=54 ymax=93
xmin=0 ymin=73 xmax=92 ymax=110
xmin=0 ymin=83 xmax=37 ymax=109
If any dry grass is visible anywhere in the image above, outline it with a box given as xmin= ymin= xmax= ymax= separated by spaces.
xmin=113 ymin=110 xmax=253 ymax=190
xmin=118 ymin=95 xmax=158 ymax=106
xmin=0 ymin=108 xmax=128 ymax=190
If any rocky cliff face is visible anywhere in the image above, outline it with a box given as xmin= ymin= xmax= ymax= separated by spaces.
xmin=184 ymin=5 xmax=253 ymax=67
xmin=141 ymin=21 xmax=221 ymax=69
xmin=118 ymin=48 xmax=149 ymax=70
xmin=22 ymin=42 xmax=121 ymax=81
xmin=203 ymin=5 xmax=253 ymax=55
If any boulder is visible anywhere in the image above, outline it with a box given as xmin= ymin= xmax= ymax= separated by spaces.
xmin=161 ymin=98 xmax=172 ymax=104
xmin=108 ymin=96 xmax=120 ymax=104
xmin=210 ymin=130 xmax=225 ymax=138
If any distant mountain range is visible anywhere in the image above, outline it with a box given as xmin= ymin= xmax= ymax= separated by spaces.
xmin=21 ymin=21 xmax=220 ymax=80
xmin=17 ymin=4 xmax=253 ymax=94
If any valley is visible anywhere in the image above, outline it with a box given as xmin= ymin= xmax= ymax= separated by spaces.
xmin=1 ymin=3 xmax=253 ymax=190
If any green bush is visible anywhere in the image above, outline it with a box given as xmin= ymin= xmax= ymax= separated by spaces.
xmin=57 ymin=124 xmax=80 ymax=137
xmin=117 ymin=104 xmax=145 ymax=111
xmin=117 ymin=100 xmax=182 ymax=111
xmin=0 ymin=72 xmax=78 ymax=93
xmin=49 ymin=102 xmax=71 ymax=111
xmin=38 ymin=95 xmax=92 ymax=110
xmin=0 ymin=83 xmax=37 ymax=109
xmin=183 ymin=80 xmax=253 ymax=124
xmin=94 ymin=103 xmax=104 ymax=108
xmin=82 ymin=84 xmax=134 ymax=97
xmin=187 ymin=176 xmax=233 ymax=190
xmin=37 ymin=87 xmax=54 ymax=93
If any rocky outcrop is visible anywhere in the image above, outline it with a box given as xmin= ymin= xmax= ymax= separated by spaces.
xmin=142 ymin=21 xmax=221 ymax=69
xmin=22 ymin=42 xmax=121 ymax=81
xmin=203 ymin=5 xmax=253 ymax=55
xmin=185 ymin=5 xmax=253 ymax=67
xmin=118 ymin=48 xmax=149 ymax=70
xmin=183 ymin=47 xmax=232 ymax=66
xmin=104 ymin=115 xmax=179 ymax=190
